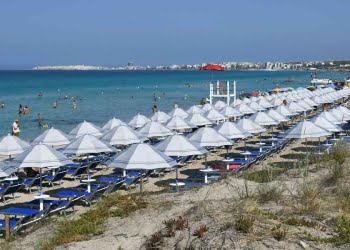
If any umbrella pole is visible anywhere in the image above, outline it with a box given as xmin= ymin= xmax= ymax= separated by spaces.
xmin=140 ymin=171 xmax=143 ymax=194
xmin=205 ymin=154 xmax=208 ymax=169
xmin=39 ymin=168 xmax=42 ymax=195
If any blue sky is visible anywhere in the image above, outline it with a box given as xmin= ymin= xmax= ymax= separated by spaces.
xmin=0 ymin=0 xmax=349 ymax=67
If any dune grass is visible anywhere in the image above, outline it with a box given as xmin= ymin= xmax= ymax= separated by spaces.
xmin=39 ymin=194 xmax=147 ymax=250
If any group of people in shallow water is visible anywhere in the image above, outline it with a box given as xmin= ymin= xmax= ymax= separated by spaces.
xmin=18 ymin=104 xmax=30 ymax=116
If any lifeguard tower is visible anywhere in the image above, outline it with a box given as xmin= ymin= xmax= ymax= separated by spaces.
xmin=208 ymin=80 xmax=237 ymax=106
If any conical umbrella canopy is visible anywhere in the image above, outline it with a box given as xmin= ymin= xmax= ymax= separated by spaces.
xmin=12 ymin=144 xmax=73 ymax=168
xmin=155 ymin=134 xmax=207 ymax=156
xmin=166 ymin=116 xmax=195 ymax=131
xmin=220 ymin=106 xmax=243 ymax=118
xmin=311 ymin=116 xmax=342 ymax=132
xmin=216 ymin=121 xmax=251 ymax=139
xmin=205 ymin=109 xmax=227 ymax=122
xmin=0 ymin=134 xmax=30 ymax=156
xmin=213 ymin=100 xmax=227 ymax=110
xmin=230 ymin=99 xmax=242 ymax=107
xmin=0 ymin=162 xmax=16 ymax=178
xmin=187 ymin=105 xmax=205 ymax=115
xmin=270 ymin=98 xmax=283 ymax=107
xmin=242 ymin=97 xmax=251 ymax=104
xmin=150 ymin=111 xmax=171 ymax=124
xmin=249 ymin=112 xmax=279 ymax=126
xmin=102 ymin=117 xmax=126 ymax=130
xmin=336 ymin=106 xmax=350 ymax=116
xmin=128 ymin=114 xmax=151 ymax=129
xmin=304 ymin=97 xmax=318 ymax=107
xmin=312 ymin=96 xmax=327 ymax=105
xmin=186 ymin=113 xmax=212 ymax=127
xmin=318 ymin=111 xmax=344 ymax=125
xmin=297 ymin=100 xmax=313 ymax=111
xmin=202 ymin=103 xmax=215 ymax=111
xmin=329 ymin=108 xmax=350 ymax=121
xmin=138 ymin=121 xmax=174 ymax=138
xmin=248 ymin=102 xmax=266 ymax=111
xmin=236 ymin=118 xmax=266 ymax=134
xmin=275 ymin=105 xmax=297 ymax=117
xmin=32 ymin=127 xmax=72 ymax=147
xmin=235 ymin=103 xmax=255 ymax=115
xmin=257 ymin=98 xmax=274 ymax=108
xmin=101 ymin=125 xmax=144 ymax=146
xmin=69 ymin=120 xmax=103 ymax=138
xmin=287 ymin=102 xmax=306 ymax=113
xmin=168 ymin=107 xmax=189 ymax=119
xmin=188 ymin=127 xmax=231 ymax=147
xmin=265 ymin=95 xmax=274 ymax=101
xmin=284 ymin=121 xmax=331 ymax=139
xmin=108 ymin=143 xmax=176 ymax=170
xmin=63 ymin=134 xmax=114 ymax=155
xmin=266 ymin=109 xmax=289 ymax=123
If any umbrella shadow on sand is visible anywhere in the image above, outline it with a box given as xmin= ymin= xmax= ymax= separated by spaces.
xmin=270 ymin=161 xmax=301 ymax=169
xmin=280 ymin=153 xmax=306 ymax=160
xmin=291 ymin=146 xmax=316 ymax=153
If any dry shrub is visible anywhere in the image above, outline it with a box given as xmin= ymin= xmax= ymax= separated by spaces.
xmin=255 ymin=182 xmax=285 ymax=204
xmin=193 ymin=225 xmax=208 ymax=238
xmin=235 ymin=214 xmax=255 ymax=233
xmin=294 ymin=182 xmax=323 ymax=214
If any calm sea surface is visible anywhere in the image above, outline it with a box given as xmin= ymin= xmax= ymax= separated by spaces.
xmin=0 ymin=70 xmax=347 ymax=141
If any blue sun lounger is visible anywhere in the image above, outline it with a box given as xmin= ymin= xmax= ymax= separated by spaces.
xmin=44 ymin=169 xmax=68 ymax=187
xmin=0 ymin=206 xmax=49 ymax=234
xmin=0 ymin=183 xmax=22 ymax=202
xmin=22 ymin=175 xmax=46 ymax=193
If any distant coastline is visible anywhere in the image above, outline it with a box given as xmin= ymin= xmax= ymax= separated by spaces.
xmin=32 ymin=60 xmax=350 ymax=72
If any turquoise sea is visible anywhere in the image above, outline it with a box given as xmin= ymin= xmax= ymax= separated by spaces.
xmin=0 ymin=70 xmax=348 ymax=141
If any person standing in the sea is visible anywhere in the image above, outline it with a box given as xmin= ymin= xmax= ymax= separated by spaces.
xmin=37 ymin=113 xmax=42 ymax=127
xmin=73 ymin=100 xmax=77 ymax=109
xmin=18 ymin=104 xmax=23 ymax=115
xmin=23 ymin=105 xmax=30 ymax=115
xmin=53 ymin=100 xmax=58 ymax=109
xmin=12 ymin=119 xmax=20 ymax=137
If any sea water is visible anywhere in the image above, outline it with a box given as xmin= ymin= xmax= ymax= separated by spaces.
xmin=0 ymin=70 xmax=347 ymax=141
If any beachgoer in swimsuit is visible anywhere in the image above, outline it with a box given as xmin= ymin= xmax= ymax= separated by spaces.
xmin=12 ymin=119 xmax=20 ymax=136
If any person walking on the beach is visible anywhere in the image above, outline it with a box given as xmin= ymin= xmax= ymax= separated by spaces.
xmin=12 ymin=119 xmax=20 ymax=137
xmin=18 ymin=104 xmax=23 ymax=115
xmin=38 ymin=113 xmax=42 ymax=127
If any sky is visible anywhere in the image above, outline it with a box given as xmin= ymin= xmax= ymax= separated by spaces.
xmin=0 ymin=0 xmax=350 ymax=68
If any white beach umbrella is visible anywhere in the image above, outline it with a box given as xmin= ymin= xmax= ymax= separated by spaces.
xmin=312 ymin=96 xmax=327 ymax=105
xmin=202 ymin=103 xmax=215 ymax=112
xmin=251 ymin=96 xmax=258 ymax=102
xmin=63 ymin=134 xmax=114 ymax=155
xmin=128 ymin=114 xmax=151 ymax=129
xmin=101 ymin=125 xmax=144 ymax=146
xmin=166 ymin=116 xmax=195 ymax=131
xmin=236 ymin=118 xmax=266 ymax=134
xmin=242 ymin=97 xmax=251 ymax=104
xmin=216 ymin=121 xmax=251 ymax=139
xmin=205 ymin=109 xmax=227 ymax=122
xmin=257 ymin=98 xmax=274 ymax=109
xmin=168 ymin=107 xmax=189 ymax=119
xmin=270 ymin=98 xmax=283 ymax=107
xmin=0 ymin=134 xmax=30 ymax=157
xmin=32 ymin=127 xmax=72 ymax=147
xmin=150 ymin=111 xmax=171 ymax=124
xmin=220 ymin=106 xmax=243 ymax=118
xmin=265 ymin=95 xmax=274 ymax=101
xmin=336 ymin=106 xmax=350 ymax=116
xmin=287 ymin=102 xmax=306 ymax=113
xmin=186 ymin=113 xmax=212 ymax=127
xmin=235 ymin=103 xmax=256 ymax=115
xmin=156 ymin=134 xmax=207 ymax=156
xmin=108 ymin=143 xmax=176 ymax=192
xmin=248 ymin=102 xmax=266 ymax=112
xmin=318 ymin=111 xmax=344 ymax=125
xmin=187 ymin=105 xmax=205 ymax=115
xmin=0 ymin=161 xmax=16 ymax=178
xmin=266 ymin=109 xmax=289 ymax=123
xmin=284 ymin=121 xmax=331 ymax=139
xmin=275 ymin=106 xmax=297 ymax=117
xmin=249 ymin=112 xmax=279 ymax=126
xmin=329 ymin=108 xmax=350 ymax=122
xmin=138 ymin=121 xmax=174 ymax=138
xmin=102 ymin=117 xmax=126 ymax=131
xmin=12 ymin=143 xmax=74 ymax=209
xmin=69 ymin=120 xmax=103 ymax=138
xmin=311 ymin=116 xmax=342 ymax=132
xmin=230 ymin=99 xmax=242 ymax=107
xmin=188 ymin=127 xmax=231 ymax=147
xmin=297 ymin=100 xmax=313 ymax=111
xmin=214 ymin=100 xmax=227 ymax=110
xmin=108 ymin=143 xmax=176 ymax=170
xmin=304 ymin=97 xmax=318 ymax=107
